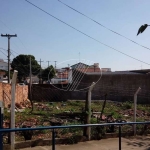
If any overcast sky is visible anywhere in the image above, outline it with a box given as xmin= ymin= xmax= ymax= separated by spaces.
xmin=1 ymin=0 xmax=150 ymax=71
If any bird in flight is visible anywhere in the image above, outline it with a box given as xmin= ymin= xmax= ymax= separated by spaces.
xmin=137 ymin=24 xmax=149 ymax=36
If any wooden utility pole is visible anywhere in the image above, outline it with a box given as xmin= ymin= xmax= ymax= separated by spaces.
xmin=54 ymin=61 xmax=57 ymax=69
xmin=46 ymin=61 xmax=51 ymax=67
xmin=38 ymin=59 xmax=43 ymax=77
xmin=1 ymin=34 xmax=17 ymax=83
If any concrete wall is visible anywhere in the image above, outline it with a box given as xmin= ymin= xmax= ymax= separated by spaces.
xmin=0 ymin=82 xmax=28 ymax=107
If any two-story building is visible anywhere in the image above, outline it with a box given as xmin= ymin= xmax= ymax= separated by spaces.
xmin=0 ymin=59 xmax=8 ymax=71
xmin=0 ymin=59 xmax=9 ymax=82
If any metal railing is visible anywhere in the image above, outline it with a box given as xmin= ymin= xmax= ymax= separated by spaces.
xmin=0 ymin=121 xmax=150 ymax=150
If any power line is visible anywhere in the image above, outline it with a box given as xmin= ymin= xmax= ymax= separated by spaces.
xmin=11 ymin=49 xmax=19 ymax=55
xmin=0 ymin=47 xmax=19 ymax=55
xmin=0 ymin=48 xmax=6 ymax=51
xmin=58 ymin=0 xmax=150 ymax=51
xmin=25 ymin=0 xmax=150 ymax=66
xmin=0 ymin=49 xmax=7 ymax=56
xmin=0 ymin=19 xmax=29 ymax=52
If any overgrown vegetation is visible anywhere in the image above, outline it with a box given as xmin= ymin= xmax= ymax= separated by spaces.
xmin=3 ymin=100 xmax=150 ymax=142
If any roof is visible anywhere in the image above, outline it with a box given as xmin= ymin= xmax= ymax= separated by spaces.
xmin=71 ymin=62 xmax=89 ymax=68
xmin=129 ymin=69 xmax=150 ymax=74
xmin=85 ymin=71 xmax=142 ymax=75
xmin=74 ymin=68 xmax=101 ymax=73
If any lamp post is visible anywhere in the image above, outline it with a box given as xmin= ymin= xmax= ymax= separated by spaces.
xmin=137 ymin=24 xmax=150 ymax=36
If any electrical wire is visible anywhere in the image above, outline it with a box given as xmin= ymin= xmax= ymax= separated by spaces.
xmin=0 ymin=49 xmax=7 ymax=56
xmin=58 ymin=0 xmax=150 ymax=51
xmin=0 ymin=19 xmax=29 ymax=52
xmin=0 ymin=47 xmax=20 ymax=56
xmin=11 ymin=49 xmax=19 ymax=55
xmin=25 ymin=0 xmax=150 ymax=66
xmin=0 ymin=48 xmax=7 ymax=51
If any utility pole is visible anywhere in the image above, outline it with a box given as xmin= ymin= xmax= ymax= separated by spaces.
xmin=46 ymin=61 xmax=51 ymax=67
xmin=38 ymin=59 xmax=43 ymax=77
xmin=54 ymin=61 xmax=57 ymax=69
xmin=1 ymin=34 xmax=17 ymax=83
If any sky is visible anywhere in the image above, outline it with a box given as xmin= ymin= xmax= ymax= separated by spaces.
xmin=1 ymin=0 xmax=150 ymax=71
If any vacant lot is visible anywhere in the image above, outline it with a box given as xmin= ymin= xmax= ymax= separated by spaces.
xmin=3 ymin=100 xmax=150 ymax=142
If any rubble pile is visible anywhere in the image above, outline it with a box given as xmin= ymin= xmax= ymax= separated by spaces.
xmin=34 ymin=103 xmax=52 ymax=111
xmin=49 ymin=118 xmax=64 ymax=126
xmin=7 ymin=99 xmax=32 ymax=109
xmin=120 ymin=109 xmax=149 ymax=117
xmin=20 ymin=99 xmax=32 ymax=108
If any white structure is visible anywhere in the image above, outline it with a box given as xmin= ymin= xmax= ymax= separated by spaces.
xmin=0 ymin=59 xmax=8 ymax=71
xmin=0 ymin=59 xmax=9 ymax=82
xmin=51 ymin=69 xmax=72 ymax=84
xmin=0 ymin=71 xmax=6 ymax=82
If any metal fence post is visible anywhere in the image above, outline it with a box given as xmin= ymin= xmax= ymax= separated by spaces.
xmin=52 ymin=129 xmax=55 ymax=150
xmin=119 ymin=125 xmax=121 ymax=150
xmin=11 ymin=70 xmax=18 ymax=150
xmin=134 ymin=87 xmax=141 ymax=136
xmin=87 ymin=82 xmax=95 ymax=140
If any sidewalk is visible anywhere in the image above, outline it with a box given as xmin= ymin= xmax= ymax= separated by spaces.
xmin=20 ymin=137 xmax=150 ymax=150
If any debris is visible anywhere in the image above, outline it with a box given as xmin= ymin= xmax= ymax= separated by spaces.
xmin=49 ymin=118 xmax=64 ymax=126
xmin=56 ymin=106 xmax=60 ymax=110
xmin=61 ymin=103 xmax=66 ymax=106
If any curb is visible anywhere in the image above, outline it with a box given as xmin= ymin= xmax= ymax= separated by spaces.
xmin=3 ymin=132 xmax=148 ymax=150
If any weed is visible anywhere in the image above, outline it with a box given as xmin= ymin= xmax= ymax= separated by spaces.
xmin=122 ymin=101 xmax=132 ymax=109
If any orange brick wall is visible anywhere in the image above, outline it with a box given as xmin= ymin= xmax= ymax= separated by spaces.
xmin=0 ymin=83 xmax=28 ymax=107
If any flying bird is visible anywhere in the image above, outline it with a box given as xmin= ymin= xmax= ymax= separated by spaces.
xmin=137 ymin=24 xmax=149 ymax=36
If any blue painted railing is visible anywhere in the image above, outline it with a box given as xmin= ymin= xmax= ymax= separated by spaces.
xmin=0 ymin=121 xmax=150 ymax=150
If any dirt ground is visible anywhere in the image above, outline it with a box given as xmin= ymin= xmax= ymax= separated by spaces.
xmin=20 ymin=136 xmax=150 ymax=150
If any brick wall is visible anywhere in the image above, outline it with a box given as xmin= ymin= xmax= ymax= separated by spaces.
xmin=79 ymin=74 xmax=150 ymax=103
xmin=0 ymin=83 xmax=28 ymax=107
xmin=31 ymin=73 xmax=150 ymax=104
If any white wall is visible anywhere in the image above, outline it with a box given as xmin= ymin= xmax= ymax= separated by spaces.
xmin=0 ymin=61 xmax=8 ymax=71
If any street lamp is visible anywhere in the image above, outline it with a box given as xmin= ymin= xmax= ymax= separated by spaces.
xmin=137 ymin=24 xmax=150 ymax=36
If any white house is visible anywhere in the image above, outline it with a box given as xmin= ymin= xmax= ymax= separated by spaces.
xmin=0 ymin=59 xmax=8 ymax=71
xmin=51 ymin=67 xmax=72 ymax=84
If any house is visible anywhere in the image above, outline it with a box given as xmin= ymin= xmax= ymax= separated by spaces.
xmin=51 ymin=67 xmax=72 ymax=84
xmin=51 ymin=62 xmax=111 ymax=84
xmin=25 ymin=76 xmax=39 ymax=84
xmin=71 ymin=62 xmax=89 ymax=69
xmin=0 ymin=59 xmax=9 ymax=71
xmin=72 ymin=62 xmax=111 ymax=73
xmin=0 ymin=59 xmax=9 ymax=82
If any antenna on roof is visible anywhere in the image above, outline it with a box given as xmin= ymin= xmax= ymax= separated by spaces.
xmin=79 ymin=52 xmax=80 ymax=63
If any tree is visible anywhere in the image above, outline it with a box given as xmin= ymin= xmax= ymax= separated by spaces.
xmin=41 ymin=65 xmax=55 ymax=81
xmin=11 ymin=54 xmax=41 ymax=82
